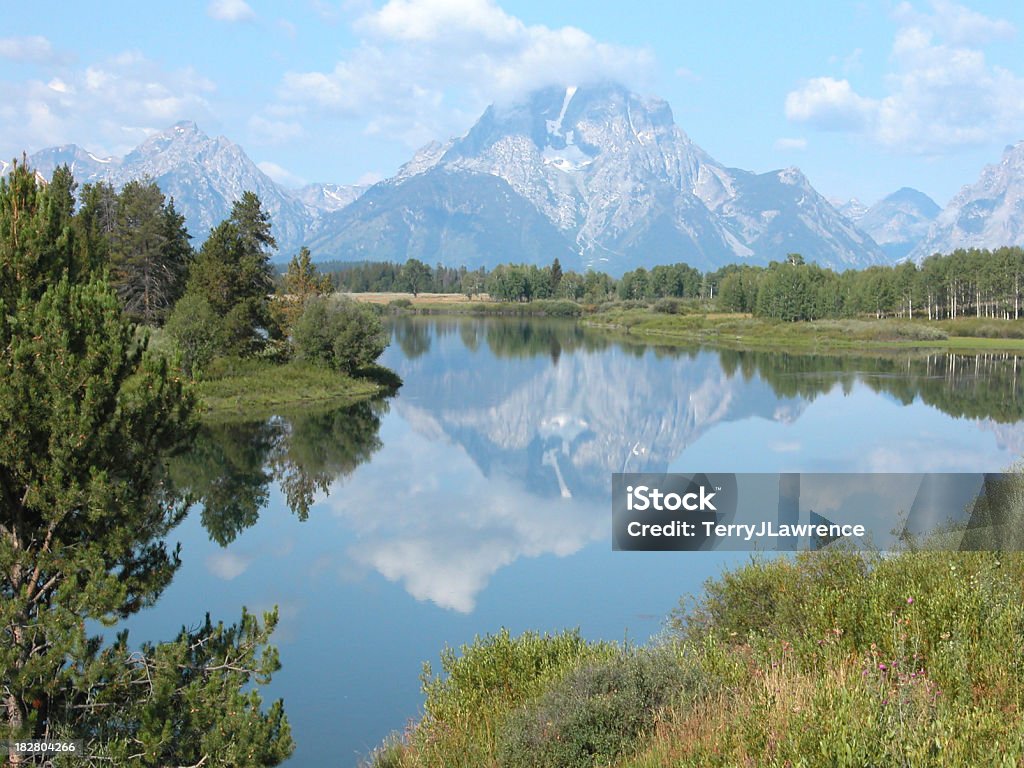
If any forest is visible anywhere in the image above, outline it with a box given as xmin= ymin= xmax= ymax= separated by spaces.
xmin=327 ymin=248 xmax=1024 ymax=323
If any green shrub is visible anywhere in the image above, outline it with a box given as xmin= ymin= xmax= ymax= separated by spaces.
xmin=421 ymin=628 xmax=614 ymax=723
xmin=529 ymin=299 xmax=582 ymax=317
xmin=884 ymin=323 xmax=948 ymax=341
xmin=942 ymin=317 xmax=1024 ymax=339
xmin=165 ymin=292 xmax=221 ymax=378
xmin=652 ymin=297 xmax=686 ymax=314
xmin=496 ymin=649 xmax=694 ymax=768
xmin=388 ymin=298 xmax=413 ymax=311
xmin=292 ymin=296 xmax=388 ymax=373
xmin=363 ymin=735 xmax=407 ymax=768
xmin=413 ymin=628 xmax=618 ymax=768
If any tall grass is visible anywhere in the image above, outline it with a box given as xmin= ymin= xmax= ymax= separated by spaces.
xmin=372 ymin=551 xmax=1024 ymax=768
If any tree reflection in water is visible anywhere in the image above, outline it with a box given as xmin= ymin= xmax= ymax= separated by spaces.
xmin=170 ymin=398 xmax=391 ymax=546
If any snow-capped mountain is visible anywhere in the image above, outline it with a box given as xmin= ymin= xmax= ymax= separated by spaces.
xmin=294 ymin=182 xmax=366 ymax=214
xmin=310 ymin=83 xmax=885 ymax=273
xmin=24 ymin=144 xmax=117 ymax=181
xmin=832 ymin=197 xmax=869 ymax=222
xmin=911 ymin=142 xmax=1024 ymax=261
xmin=25 ymin=122 xmax=313 ymax=255
xmin=16 ymin=86 xmax=899 ymax=272
xmin=847 ymin=188 xmax=940 ymax=260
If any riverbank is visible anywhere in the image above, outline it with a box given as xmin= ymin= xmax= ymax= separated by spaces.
xmin=367 ymin=549 xmax=1024 ymax=768
xmin=346 ymin=292 xmax=582 ymax=317
xmin=585 ymin=308 xmax=1024 ymax=352
xmin=346 ymin=292 xmax=1024 ymax=351
xmin=191 ymin=358 xmax=396 ymax=420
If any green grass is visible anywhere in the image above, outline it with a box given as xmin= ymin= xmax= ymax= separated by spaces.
xmin=192 ymin=357 xmax=391 ymax=420
xmin=369 ymin=550 xmax=1024 ymax=768
xmin=406 ymin=299 xmax=584 ymax=317
xmin=584 ymin=309 xmax=1024 ymax=353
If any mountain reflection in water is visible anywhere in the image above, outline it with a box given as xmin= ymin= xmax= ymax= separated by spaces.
xmin=144 ymin=316 xmax=1024 ymax=768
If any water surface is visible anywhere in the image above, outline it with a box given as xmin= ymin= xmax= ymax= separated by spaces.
xmin=128 ymin=317 xmax=1024 ymax=766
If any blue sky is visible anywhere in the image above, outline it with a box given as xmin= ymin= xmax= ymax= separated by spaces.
xmin=2 ymin=0 xmax=1023 ymax=206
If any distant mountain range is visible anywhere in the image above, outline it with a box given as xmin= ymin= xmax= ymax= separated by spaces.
xmin=9 ymin=82 xmax=1024 ymax=272
xmin=909 ymin=141 xmax=1024 ymax=262
xmin=308 ymin=83 xmax=884 ymax=273
xmin=21 ymin=123 xmax=315 ymax=255
xmin=833 ymin=188 xmax=941 ymax=260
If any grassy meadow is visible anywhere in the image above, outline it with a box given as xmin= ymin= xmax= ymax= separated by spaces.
xmin=367 ymin=550 xmax=1024 ymax=768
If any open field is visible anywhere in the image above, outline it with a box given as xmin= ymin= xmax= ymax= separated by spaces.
xmin=342 ymin=291 xmax=491 ymax=306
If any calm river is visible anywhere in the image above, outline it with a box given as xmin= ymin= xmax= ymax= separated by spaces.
xmin=125 ymin=317 xmax=1024 ymax=766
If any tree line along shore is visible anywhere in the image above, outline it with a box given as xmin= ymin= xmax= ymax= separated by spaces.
xmin=327 ymin=247 xmax=1024 ymax=323
xmin=328 ymin=251 xmax=1024 ymax=353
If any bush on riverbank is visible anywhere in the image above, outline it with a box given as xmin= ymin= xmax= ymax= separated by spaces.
xmin=368 ymin=550 xmax=1024 ymax=768
xmin=293 ymin=296 xmax=389 ymax=373
xmin=940 ymin=316 xmax=1024 ymax=339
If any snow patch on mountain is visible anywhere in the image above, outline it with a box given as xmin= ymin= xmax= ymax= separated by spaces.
xmin=911 ymin=142 xmax=1024 ymax=261
xmin=25 ymin=123 xmax=316 ymax=256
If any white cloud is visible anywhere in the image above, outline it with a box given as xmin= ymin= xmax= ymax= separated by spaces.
xmin=769 ymin=438 xmax=803 ymax=450
xmin=894 ymin=0 xmax=1015 ymax=46
xmin=0 ymin=35 xmax=55 ymax=63
xmin=207 ymin=0 xmax=256 ymax=22
xmin=785 ymin=1 xmax=1024 ymax=154
xmin=47 ymin=78 xmax=72 ymax=95
xmin=257 ymin=160 xmax=305 ymax=187
xmin=0 ymin=48 xmax=216 ymax=157
xmin=274 ymin=0 xmax=653 ymax=148
xmin=829 ymin=47 xmax=864 ymax=74
xmin=276 ymin=18 xmax=298 ymax=38
xmin=785 ymin=77 xmax=875 ymax=131
xmin=358 ymin=0 xmax=520 ymax=43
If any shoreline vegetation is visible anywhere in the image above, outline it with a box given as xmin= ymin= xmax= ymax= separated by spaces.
xmin=192 ymin=358 xmax=394 ymax=419
xmin=145 ymin=328 xmax=398 ymax=420
xmin=366 ymin=549 xmax=1024 ymax=768
xmin=349 ymin=291 xmax=1024 ymax=353
xmin=195 ymin=293 xmax=1024 ymax=419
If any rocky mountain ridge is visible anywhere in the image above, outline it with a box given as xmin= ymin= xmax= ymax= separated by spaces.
xmin=14 ymin=87 xmax=1024 ymax=271
xmin=910 ymin=142 xmax=1024 ymax=261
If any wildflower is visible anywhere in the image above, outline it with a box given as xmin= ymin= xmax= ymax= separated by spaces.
xmin=907 ymin=597 xmax=914 ymax=605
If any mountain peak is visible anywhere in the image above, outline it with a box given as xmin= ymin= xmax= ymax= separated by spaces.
xmin=315 ymin=82 xmax=884 ymax=272
xmin=882 ymin=187 xmax=940 ymax=215
xmin=170 ymin=119 xmax=201 ymax=134
xmin=911 ymin=143 xmax=1024 ymax=260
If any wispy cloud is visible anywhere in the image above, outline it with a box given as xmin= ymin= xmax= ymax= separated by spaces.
xmin=206 ymin=0 xmax=256 ymax=23
xmin=0 ymin=35 xmax=57 ymax=64
xmin=774 ymin=138 xmax=807 ymax=152
xmin=0 ymin=47 xmax=216 ymax=156
xmin=257 ymin=160 xmax=305 ymax=187
xmin=785 ymin=1 xmax=1024 ymax=154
